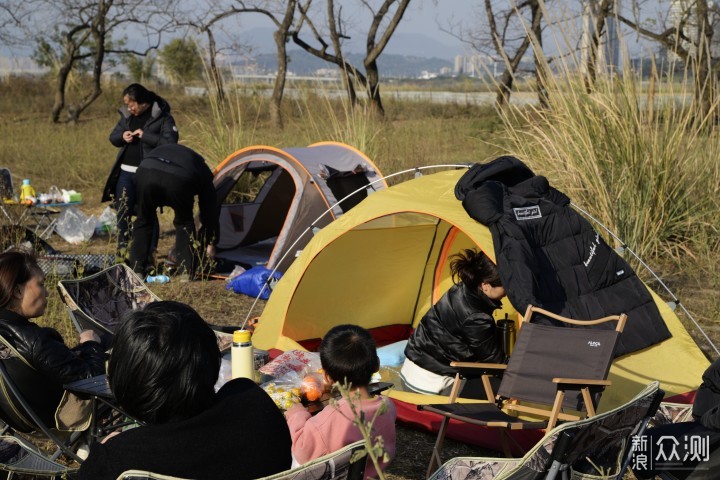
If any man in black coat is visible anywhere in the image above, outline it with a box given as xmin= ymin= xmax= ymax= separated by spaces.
xmin=129 ymin=144 xmax=219 ymax=277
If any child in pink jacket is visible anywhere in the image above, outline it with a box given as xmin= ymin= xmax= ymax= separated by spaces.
xmin=285 ymin=325 xmax=397 ymax=479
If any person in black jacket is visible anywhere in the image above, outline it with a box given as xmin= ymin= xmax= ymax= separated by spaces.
xmin=0 ymin=251 xmax=105 ymax=417
xmin=103 ymin=84 xmax=179 ymax=261
xmin=78 ymin=301 xmax=292 ymax=480
xmin=401 ymin=249 xmax=506 ymax=397
xmin=129 ymin=144 xmax=219 ymax=277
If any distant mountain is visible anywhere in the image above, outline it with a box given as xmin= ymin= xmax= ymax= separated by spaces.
xmin=233 ymin=27 xmax=462 ymax=61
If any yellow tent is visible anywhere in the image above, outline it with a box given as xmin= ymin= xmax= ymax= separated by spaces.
xmin=252 ymin=169 xmax=708 ymax=414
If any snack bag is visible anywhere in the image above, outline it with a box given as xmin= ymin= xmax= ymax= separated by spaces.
xmin=261 ymin=371 xmax=303 ymax=411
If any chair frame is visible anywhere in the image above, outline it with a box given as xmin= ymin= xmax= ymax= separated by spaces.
xmin=117 ymin=440 xmax=367 ymax=480
xmin=421 ymin=305 xmax=627 ymax=477
xmin=57 ymin=263 xmax=160 ymax=337
xmin=0 ymin=356 xmax=83 ymax=478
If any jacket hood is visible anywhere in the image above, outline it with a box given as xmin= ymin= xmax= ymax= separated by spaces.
xmin=457 ymin=157 xmax=570 ymax=225
xmin=455 ymin=156 xmax=536 ymax=201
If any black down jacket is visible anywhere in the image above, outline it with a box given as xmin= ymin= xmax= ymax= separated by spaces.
xmin=0 ymin=308 xmax=106 ymax=425
xmin=102 ymin=96 xmax=179 ymax=203
xmin=404 ymin=283 xmax=504 ymax=377
xmin=455 ymin=156 xmax=671 ymax=357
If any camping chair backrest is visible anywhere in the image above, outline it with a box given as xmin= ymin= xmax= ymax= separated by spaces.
xmin=57 ymin=263 xmax=159 ymax=335
xmin=0 ymin=336 xmax=64 ymax=433
xmin=497 ymin=306 xmax=626 ymax=411
xmin=429 ymin=382 xmax=664 ymax=480
xmin=118 ymin=440 xmax=367 ymax=480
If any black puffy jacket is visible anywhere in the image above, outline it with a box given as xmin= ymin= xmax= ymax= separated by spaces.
xmin=0 ymin=308 xmax=105 ymax=387
xmin=102 ymin=97 xmax=179 ymax=203
xmin=455 ymin=157 xmax=671 ymax=356
xmin=404 ymin=283 xmax=504 ymax=377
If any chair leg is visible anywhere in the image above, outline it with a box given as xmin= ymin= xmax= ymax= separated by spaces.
xmin=426 ymin=416 xmax=450 ymax=479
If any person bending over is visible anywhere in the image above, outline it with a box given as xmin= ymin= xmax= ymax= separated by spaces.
xmin=0 ymin=250 xmax=105 ymax=424
xmin=401 ymin=249 xmax=506 ymax=397
xmin=78 ymin=301 xmax=292 ymax=480
xmin=285 ymin=324 xmax=397 ymax=480
xmin=129 ymin=144 xmax=219 ymax=277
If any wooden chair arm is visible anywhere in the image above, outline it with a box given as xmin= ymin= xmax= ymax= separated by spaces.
xmin=552 ymin=378 xmax=612 ymax=386
xmin=450 ymin=362 xmax=507 ymax=371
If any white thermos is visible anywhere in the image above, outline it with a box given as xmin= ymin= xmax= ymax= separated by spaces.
xmin=231 ymin=330 xmax=254 ymax=380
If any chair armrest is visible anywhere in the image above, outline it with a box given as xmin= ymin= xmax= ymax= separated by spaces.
xmin=552 ymin=378 xmax=611 ymax=386
xmin=450 ymin=361 xmax=507 ymax=372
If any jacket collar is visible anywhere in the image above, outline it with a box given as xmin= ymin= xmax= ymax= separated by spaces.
xmin=458 ymin=283 xmax=503 ymax=311
xmin=0 ymin=308 xmax=29 ymax=324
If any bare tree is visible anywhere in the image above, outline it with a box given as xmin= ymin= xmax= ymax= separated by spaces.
xmin=293 ymin=0 xmax=411 ymax=116
xmin=6 ymin=0 xmax=175 ymax=123
xmin=618 ymin=0 xmax=720 ymax=120
xmin=175 ymin=0 xmax=258 ymax=105
xmin=485 ymin=0 xmax=545 ymax=109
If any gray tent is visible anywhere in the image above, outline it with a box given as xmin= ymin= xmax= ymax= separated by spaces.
xmin=212 ymin=142 xmax=386 ymax=273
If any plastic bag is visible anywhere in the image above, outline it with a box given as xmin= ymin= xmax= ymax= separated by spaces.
xmin=55 ymin=207 xmax=96 ymax=244
xmin=259 ymin=350 xmax=326 ymax=410
xmin=226 ymin=266 xmax=282 ymax=299
xmin=94 ymin=206 xmax=117 ymax=236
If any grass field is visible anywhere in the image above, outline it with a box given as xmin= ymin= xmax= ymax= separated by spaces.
xmin=1 ymin=75 xmax=718 ymax=479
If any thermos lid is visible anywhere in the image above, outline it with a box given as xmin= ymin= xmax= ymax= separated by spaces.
xmin=22 ymin=179 xmax=30 ymax=185
xmin=233 ymin=330 xmax=251 ymax=343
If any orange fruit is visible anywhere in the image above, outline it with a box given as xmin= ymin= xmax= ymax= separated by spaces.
xmin=301 ymin=374 xmax=323 ymax=402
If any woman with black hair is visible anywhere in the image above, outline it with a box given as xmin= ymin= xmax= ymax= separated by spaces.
xmin=102 ymin=83 xmax=178 ymax=261
xmin=78 ymin=301 xmax=292 ymax=480
xmin=0 ymin=250 xmax=105 ymax=421
xmin=401 ymin=249 xmax=506 ymax=397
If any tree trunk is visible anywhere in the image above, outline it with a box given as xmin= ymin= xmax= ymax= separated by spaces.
xmin=694 ymin=0 xmax=714 ymax=121
xmin=364 ymin=59 xmax=384 ymax=116
xmin=496 ymin=68 xmax=513 ymax=109
xmin=531 ymin=0 xmax=548 ymax=108
xmin=50 ymin=44 xmax=75 ymax=123
xmin=206 ymin=28 xmax=225 ymax=104
xmin=271 ymin=29 xmax=288 ymax=129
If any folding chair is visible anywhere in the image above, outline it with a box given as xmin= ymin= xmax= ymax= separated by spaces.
xmin=0 ymin=336 xmax=84 ymax=478
xmin=429 ymin=381 xmax=664 ymax=480
xmin=117 ymin=440 xmax=367 ymax=480
xmin=57 ymin=263 xmax=160 ymax=337
xmin=419 ymin=305 xmax=627 ymax=476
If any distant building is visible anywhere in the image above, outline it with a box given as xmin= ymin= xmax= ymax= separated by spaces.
xmin=453 ymin=53 xmax=495 ymax=78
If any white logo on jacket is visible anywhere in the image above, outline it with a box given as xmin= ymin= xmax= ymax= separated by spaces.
xmin=588 ymin=341 xmax=601 ymax=347
xmin=584 ymin=233 xmax=601 ymax=267
xmin=513 ymin=205 xmax=542 ymax=220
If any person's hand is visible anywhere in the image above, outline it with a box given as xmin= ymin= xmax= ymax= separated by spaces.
xmin=206 ymin=244 xmax=216 ymax=259
xmin=79 ymin=330 xmax=101 ymax=344
xmin=122 ymin=131 xmax=134 ymax=143
xmin=132 ymin=129 xmax=143 ymax=139
xmin=101 ymin=431 xmax=121 ymax=444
